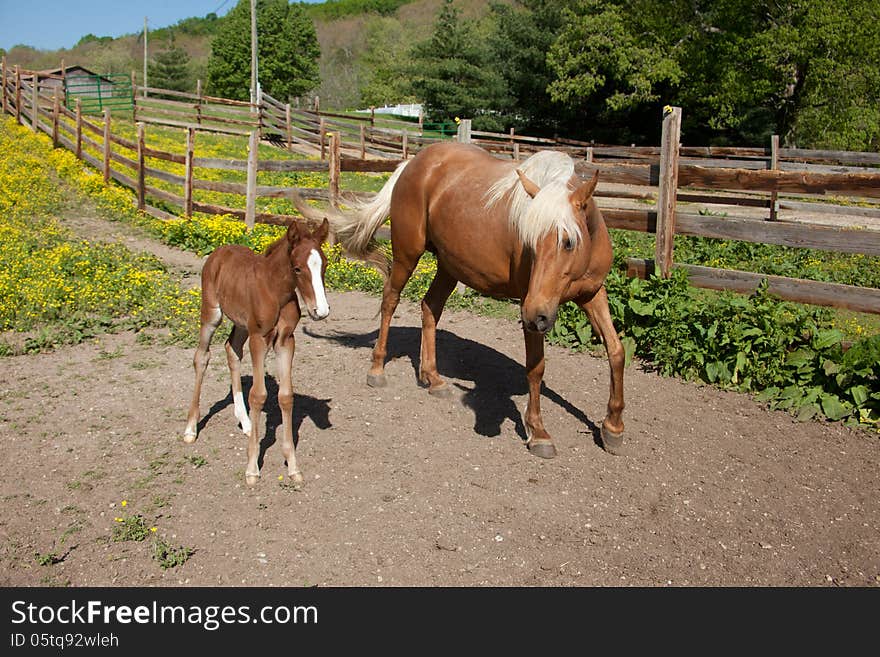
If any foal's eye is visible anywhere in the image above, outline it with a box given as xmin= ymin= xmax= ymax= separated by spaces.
xmin=293 ymin=267 xmax=302 ymax=274
xmin=563 ymin=238 xmax=574 ymax=251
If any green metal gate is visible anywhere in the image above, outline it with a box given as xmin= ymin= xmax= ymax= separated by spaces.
xmin=64 ymin=74 xmax=133 ymax=114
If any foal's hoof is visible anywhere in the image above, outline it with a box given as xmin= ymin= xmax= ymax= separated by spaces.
xmin=245 ymin=473 xmax=260 ymax=486
xmin=288 ymin=472 xmax=305 ymax=489
xmin=182 ymin=431 xmax=197 ymax=444
xmin=428 ymin=383 xmax=452 ymax=399
xmin=528 ymin=439 xmax=557 ymax=459
xmin=600 ymin=424 xmax=626 ymax=456
xmin=366 ymin=373 xmax=387 ymax=388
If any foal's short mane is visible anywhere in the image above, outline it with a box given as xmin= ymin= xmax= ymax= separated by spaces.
xmin=483 ymin=150 xmax=583 ymax=251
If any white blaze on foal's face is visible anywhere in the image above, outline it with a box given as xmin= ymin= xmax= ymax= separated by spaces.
xmin=306 ymin=249 xmax=329 ymax=319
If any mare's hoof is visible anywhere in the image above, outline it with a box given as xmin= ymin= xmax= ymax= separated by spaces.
xmin=600 ymin=424 xmax=626 ymax=455
xmin=182 ymin=432 xmax=197 ymax=444
xmin=428 ymin=383 xmax=452 ymax=399
xmin=528 ymin=439 xmax=557 ymax=459
xmin=245 ymin=473 xmax=260 ymax=486
xmin=288 ymin=472 xmax=304 ymax=489
xmin=367 ymin=373 xmax=387 ymax=388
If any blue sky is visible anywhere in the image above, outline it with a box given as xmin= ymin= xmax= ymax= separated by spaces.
xmin=0 ymin=1 xmax=322 ymax=51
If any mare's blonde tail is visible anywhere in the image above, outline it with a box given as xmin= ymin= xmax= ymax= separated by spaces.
xmin=288 ymin=161 xmax=409 ymax=278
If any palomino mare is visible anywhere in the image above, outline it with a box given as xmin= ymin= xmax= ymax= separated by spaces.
xmin=183 ymin=218 xmax=331 ymax=485
xmin=295 ymin=142 xmax=625 ymax=458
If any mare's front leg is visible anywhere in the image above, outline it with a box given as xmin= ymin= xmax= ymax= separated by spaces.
xmin=575 ymin=286 xmax=626 ymax=454
xmin=275 ymin=304 xmax=304 ymax=487
xmin=245 ymin=332 xmax=269 ymax=485
xmin=183 ymin=302 xmax=222 ymax=443
xmin=522 ymin=326 xmax=556 ymax=459
xmin=225 ymin=325 xmax=251 ymax=436
xmin=418 ymin=265 xmax=458 ymax=397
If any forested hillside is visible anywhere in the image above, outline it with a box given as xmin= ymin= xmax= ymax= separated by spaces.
xmin=2 ymin=0 xmax=878 ymax=150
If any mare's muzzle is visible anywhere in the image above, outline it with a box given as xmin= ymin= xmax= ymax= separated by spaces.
xmin=521 ymin=306 xmax=558 ymax=334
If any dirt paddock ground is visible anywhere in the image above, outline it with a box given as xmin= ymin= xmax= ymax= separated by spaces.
xmin=0 ymin=216 xmax=878 ymax=587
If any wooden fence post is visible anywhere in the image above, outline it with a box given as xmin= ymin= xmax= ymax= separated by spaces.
xmin=509 ymin=127 xmax=515 ymax=158
xmin=1 ymin=56 xmax=7 ymax=115
xmin=52 ymin=87 xmax=60 ymax=146
xmin=418 ymin=107 xmax=424 ymax=137
xmin=30 ymin=74 xmax=38 ymax=132
xmin=360 ymin=124 xmax=366 ymax=159
xmin=329 ymin=133 xmax=340 ymax=209
xmin=586 ymin=146 xmax=594 ymax=162
xmin=245 ymin=130 xmax=258 ymax=230
xmin=769 ymin=134 xmax=779 ymax=221
xmin=184 ymin=127 xmax=194 ymax=217
xmin=102 ymin=108 xmax=112 ymax=184
xmin=75 ymin=98 xmax=83 ymax=159
xmin=285 ymin=103 xmax=292 ymax=150
xmin=14 ymin=66 xmax=21 ymax=124
xmin=655 ymin=106 xmax=682 ymax=278
xmin=136 ymin=123 xmax=146 ymax=211
xmin=456 ymin=119 xmax=472 ymax=144
xmin=370 ymin=106 xmax=375 ymax=131
xmin=402 ymin=132 xmax=408 ymax=159
xmin=319 ymin=118 xmax=326 ymax=160
xmin=314 ymin=96 xmax=320 ymax=113
xmin=196 ymin=79 xmax=203 ymax=126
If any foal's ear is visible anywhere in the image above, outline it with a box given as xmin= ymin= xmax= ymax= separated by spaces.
xmin=312 ymin=217 xmax=330 ymax=244
xmin=286 ymin=220 xmax=302 ymax=243
xmin=515 ymin=169 xmax=541 ymax=198
xmin=571 ymin=171 xmax=599 ymax=209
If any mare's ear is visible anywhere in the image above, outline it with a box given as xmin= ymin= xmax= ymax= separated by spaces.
xmin=515 ymin=169 xmax=540 ymax=198
xmin=286 ymin=220 xmax=302 ymax=244
xmin=313 ymin=217 xmax=330 ymax=244
xmin=571 ymin=170 xmax=599 ymax=209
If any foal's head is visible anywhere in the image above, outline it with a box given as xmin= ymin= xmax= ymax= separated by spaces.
xmin=516 ymin=169 xmax=599 ymax=334
xmin=285 ymin=218 xmax=331 ymax=320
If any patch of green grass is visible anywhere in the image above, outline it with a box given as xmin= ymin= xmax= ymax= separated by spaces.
xmin=153 ymin=539 xmax=194 ymax=569
xmin=111 ymin=514 xmax=151 ymax=543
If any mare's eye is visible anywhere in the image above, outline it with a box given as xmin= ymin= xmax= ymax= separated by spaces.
xmin=294 ymin=267 xmax=302 ymax=274
xmin=563 ymin=238 xmax=574 ymax=251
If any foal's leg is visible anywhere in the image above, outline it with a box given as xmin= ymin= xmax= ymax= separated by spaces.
xmin=522 ymin=326 xmax=556 ymax=459
xmin=224 ymin=325 xmax=251 ymax=436
xmin=183 ymin=302 xmax=223 ymax=443
xmin=244 ymin=333 xmax=269 ymax=485
xmin=367 ymin=254 xmax=420 ymax=388
xmin=418 ymin=265 xmax=458 ymax=397
xmin=274 ymin=305 xmax=304 ymax=486
xmin=575 ymin=285 xmax=626 ymax=454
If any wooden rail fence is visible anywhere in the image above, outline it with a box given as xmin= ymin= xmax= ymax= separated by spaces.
xmin=2 ymin=59 xmax=879 ymax=314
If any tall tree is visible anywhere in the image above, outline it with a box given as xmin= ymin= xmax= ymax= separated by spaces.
xmin=148 ymin=38 xmax=192 ymax=93
xmin=488 ymin=0 xmax=576 ymax=135
xmin=409 ymin=0 xmax=509 ymax=130
xmin=207 ymin=0 xmax=320 ymax=101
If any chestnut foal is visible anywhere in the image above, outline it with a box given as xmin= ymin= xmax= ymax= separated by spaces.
xmin=183 ymin=218 xmax=330 ymax=486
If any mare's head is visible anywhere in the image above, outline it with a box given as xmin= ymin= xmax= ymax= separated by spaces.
xmin=286 ymin=217 xmax=331 ymax=320
xmin=486 ymin=149 xmax=600 ymax=334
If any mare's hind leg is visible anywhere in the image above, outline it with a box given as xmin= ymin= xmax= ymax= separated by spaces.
xmin=274 ymin=304 xmax=304 ymax=487
xmin=368 ymin=254 xmax=420 ymax=388
xmin=418 ymin=264 xmax=458 ymax=397
xmin=183 ymin=302 xmax=223 ymax=443
xmin=575 ymin=286 xmax=626 ymax=454
xmin=244 ymin=333 xmax=269 ymax=485
xmin=224 ymin=325 xmax=251 ymax=436
xmin=522 ymin=326 xmax=556 ymax=459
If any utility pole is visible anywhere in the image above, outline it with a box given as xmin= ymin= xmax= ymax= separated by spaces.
xmin=143 ymin=16 xmax=148 ymax=98
xmin=249 ymin=0 xmax=258 ymax=105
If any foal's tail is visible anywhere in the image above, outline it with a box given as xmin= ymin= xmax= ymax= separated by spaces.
xmin=289 ymin=161 xmax=409 ymax=278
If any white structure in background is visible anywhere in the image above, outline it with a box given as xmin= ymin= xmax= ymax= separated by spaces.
xmin=357 ymin=103 xmax=423 ymax=118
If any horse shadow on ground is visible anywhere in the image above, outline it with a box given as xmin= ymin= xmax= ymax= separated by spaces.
xmin=197 ymin=378 xmax=332 ymax=470
xmin=303 ymin=324 xmax=603 ymax=448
